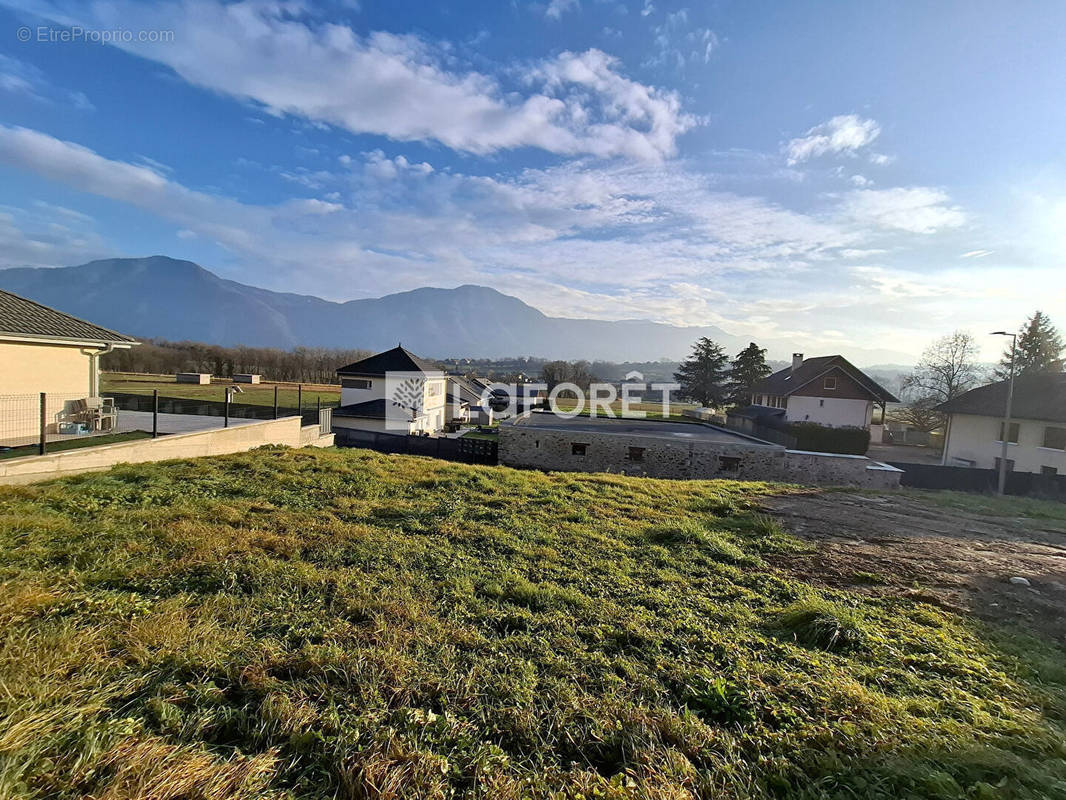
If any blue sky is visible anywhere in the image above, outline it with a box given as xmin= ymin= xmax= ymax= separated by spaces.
xmin=0 ymin=0 xmax=1063 ymax=361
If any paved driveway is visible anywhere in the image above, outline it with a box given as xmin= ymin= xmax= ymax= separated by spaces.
xmin=115 ymin=410 xmax=259 ymax=435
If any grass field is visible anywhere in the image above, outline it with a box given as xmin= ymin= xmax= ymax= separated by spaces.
xmin=0 ymin=431 xmax=153 ymax=460
xmin=0 ymin=449 xmax=1064 ymax=799
xmin=101 ymin=373 xmax=341 ymax=409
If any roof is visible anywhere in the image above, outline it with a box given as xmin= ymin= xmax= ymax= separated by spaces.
xmin=333 ymin=398 xmax=417 ymax=420
xmin=450 ymin=376 xmax=487 ymax=405
xmin=0 ymin=289 xmax=137 ymax=345
xmin=753 ymin=355 xmax=898 ymax=403
xmin=511 ymin=412 xmax=781 ymax=446
xmin=337 ymin=346 xmax=443 ymax=376
xmin=937 ymin=373 xmax=1066 ymax=423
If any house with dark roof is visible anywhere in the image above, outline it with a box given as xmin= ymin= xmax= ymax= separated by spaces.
xmin=937 ymin=373 xmax=1066 ymax=475
xmin=749 ymin=353 xmax=899 ymax=430
xmin=0 ymin=288 xmax=137 ymax=398
xmin=332 ymin=346 xmax=449 ymax=435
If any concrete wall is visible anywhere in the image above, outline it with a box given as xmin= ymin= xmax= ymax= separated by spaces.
xmin=0 ymin=416 xmax=327 ymax=485
xmin=943 ymin=413 xmax=1066 ymax=474
xmin=499 ymin=423 xmax=901 ymax=488
xmin=333 ymin=416 xmax=417 ymax=435
xmin=786 ymin=395 xmax=872 ymax=428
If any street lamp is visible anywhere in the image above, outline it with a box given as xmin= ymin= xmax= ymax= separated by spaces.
xmin=991 ymin=330 xmax=1017 ymax=496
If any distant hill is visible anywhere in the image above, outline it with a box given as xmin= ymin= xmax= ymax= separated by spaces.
xmin=0 ymin=256 xmax=914 ymax=364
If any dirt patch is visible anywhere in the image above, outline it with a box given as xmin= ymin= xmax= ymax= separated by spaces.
xmin=762 ymin=491 xmax=1066 ymax=644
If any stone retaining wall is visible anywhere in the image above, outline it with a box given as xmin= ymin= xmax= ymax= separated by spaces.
xmin=499 ymin=423 xmax=901 ymax=488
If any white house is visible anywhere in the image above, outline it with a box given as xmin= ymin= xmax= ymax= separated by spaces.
xmin=938 ymin=373 xmax=1066 ymax=475
xmin=750 ymin=354 xmax=898 ymax=429
xmin=332 ymin=346 xmax=449 ymax=436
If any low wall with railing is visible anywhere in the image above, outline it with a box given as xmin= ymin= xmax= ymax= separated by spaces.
xmin=0 ymin=417 xmax=325 ymax=485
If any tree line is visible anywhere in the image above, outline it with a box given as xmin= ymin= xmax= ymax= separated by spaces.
xmin=101 ymin=339 xmax=373 ymax=384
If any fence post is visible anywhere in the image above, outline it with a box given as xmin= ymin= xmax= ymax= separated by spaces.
xmin=224 ymin=389 xmax=230 ymax=428
xmin=152 ymin=389 xmax=159 ymax=438
xmin=316 ymin=396 xmax=321 ymax=421
xmin=298 ymin=385 xmax=303 ymax=417
xmin=273 ymin=386 xmax=279 ymax=420
xmin=39 ymin=392 xmax=46 ymax=456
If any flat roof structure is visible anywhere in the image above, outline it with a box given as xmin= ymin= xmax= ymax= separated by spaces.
xmin=511 ymin=412 xmax=779 ymax=446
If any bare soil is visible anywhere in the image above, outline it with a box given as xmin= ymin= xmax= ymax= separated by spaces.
xmin=762 ymin=491 xmax=1066 ymax=644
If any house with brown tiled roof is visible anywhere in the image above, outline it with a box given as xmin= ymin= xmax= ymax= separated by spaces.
xmin=750 ymin=353 xmax=899 ymax=430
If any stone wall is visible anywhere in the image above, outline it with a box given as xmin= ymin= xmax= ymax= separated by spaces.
xmin=499 ymin=423 xmax=901 ymax=489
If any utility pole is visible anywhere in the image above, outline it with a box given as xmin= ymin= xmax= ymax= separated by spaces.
xmin=991 ymin=331 xmax=1017 ymax=496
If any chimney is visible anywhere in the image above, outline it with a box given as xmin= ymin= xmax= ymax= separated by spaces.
xmin=791 ymin=353 xmax=803 ymax=374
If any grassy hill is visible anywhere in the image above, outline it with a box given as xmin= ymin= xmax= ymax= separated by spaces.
xmin=0 ymin=449 xmax=1063 ymax=799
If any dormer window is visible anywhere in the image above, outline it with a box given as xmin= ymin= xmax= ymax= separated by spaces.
xmin=824 ymin=377 xmax=837 ymax=390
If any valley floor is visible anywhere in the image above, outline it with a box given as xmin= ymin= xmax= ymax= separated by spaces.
xmin=0 ymin=448 xmax=1063 ymax=799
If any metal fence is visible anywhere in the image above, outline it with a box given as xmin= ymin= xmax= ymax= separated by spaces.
xmin=888 ymin=461 xmax=1066 ymax=500
xmin=334 ymin=427 xmax=498 ymax=464
xmin=104 ymin=391 xmax=336 ymax=427
xmin=0 ymin=392 xmax=126 ymax=455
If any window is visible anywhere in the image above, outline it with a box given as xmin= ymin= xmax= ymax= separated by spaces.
xmin=627 ymin=446 xmax=645 ymax=462
xmin=997 ymin=422 xmax=1020 ymax=443
xmin=571 ymin=443 xmax=588 ymax=456
xmin=823 ymin=376 xmax=837 ymax=390
xmin=718 ymin=456 xmax=742 ymax=472
xmin=342 ymin=378 xmax=372 ymax=390
xmin=1043 ymin=426 xmax=1066 ymax=450
xmin=426 ymin=382 xmax=442 ymax=397
xmin=994 ymin=457 xmax=1015 ymax=473
xmin=1041 ymin=466 xmax=1058 ymax=476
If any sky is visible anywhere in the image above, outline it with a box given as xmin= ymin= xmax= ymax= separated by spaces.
xmin=0 ymin=0 xmax=1063 ymax=362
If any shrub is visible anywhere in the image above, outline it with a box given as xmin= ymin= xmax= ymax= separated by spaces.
xmin=772 ymin=598 xmax=866 ymax=652
xmin=788 ymin=422 xmax=871 ymax=455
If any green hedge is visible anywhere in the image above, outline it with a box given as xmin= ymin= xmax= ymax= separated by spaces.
xmin=788 ymin=422 xmax=870 ymax=455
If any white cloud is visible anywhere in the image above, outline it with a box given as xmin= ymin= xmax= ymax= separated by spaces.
xmin=840 ymin=187 xmax=966 ymax=234
xmin=0 ymin=53 xmax=94 ymax=109
xmin=19 ymin=0 xmax=693 ymax=160
xmin=545 ymin=0 xmax=580 ymax=19
xmin=785 ymin=114 xmax=880 ymax=165
xmin=1 ymin=123 xmax=1026 ymax=360
xmin=849 ymin=174 xmax=871 ymax=187
xmin=960 ymin=249 xmax=993 ymax=259
xmin=644 ymin=10 xmax=718 ymax=71
xmin=0 ymin=202 xmax=107 ymax=267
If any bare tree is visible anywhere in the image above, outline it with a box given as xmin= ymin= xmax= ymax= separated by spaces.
xmin=902 ymin=331 xmax=983 ymax=404
xmin=888 ymin=396 xmax=944 ymax=433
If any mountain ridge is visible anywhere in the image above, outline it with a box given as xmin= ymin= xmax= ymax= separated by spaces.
xmin=0 ymin=256 xmax=914 ymax=364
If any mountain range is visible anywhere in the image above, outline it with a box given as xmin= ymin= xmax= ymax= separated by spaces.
xmin=0 ymin=256 xmax=913 ymax=365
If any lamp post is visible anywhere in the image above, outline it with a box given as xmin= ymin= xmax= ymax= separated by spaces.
xmin=991 ymin=331 xmax=1017 ymax=496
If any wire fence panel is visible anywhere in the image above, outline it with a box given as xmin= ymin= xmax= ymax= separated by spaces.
xmin=0 ymin=393 xmax=123 ymax=453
